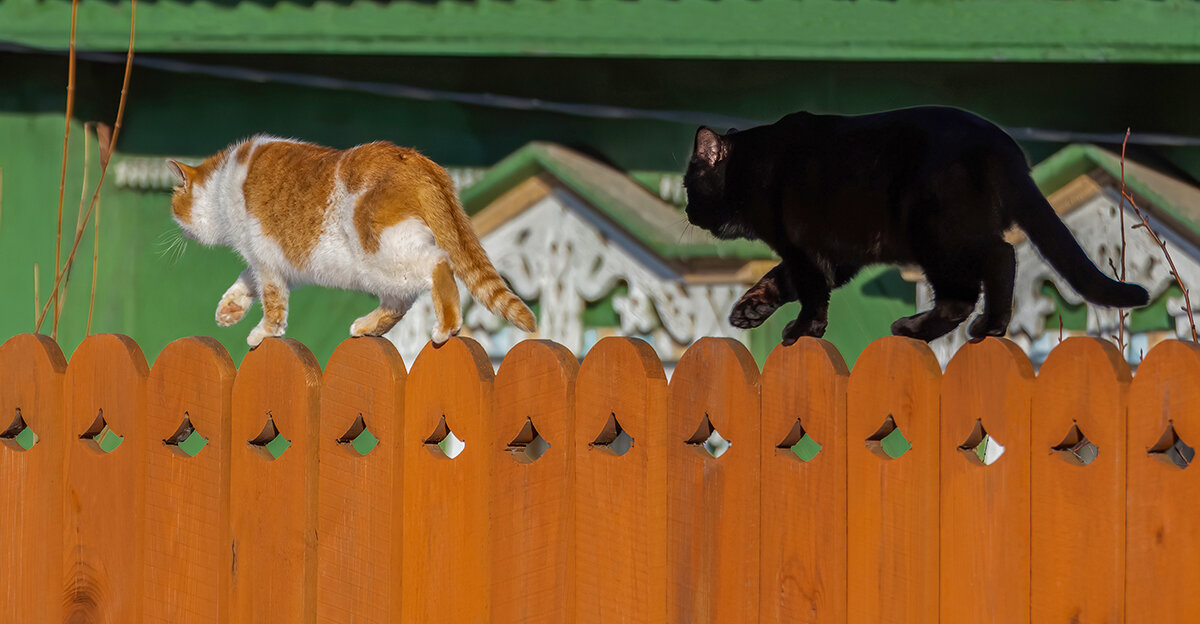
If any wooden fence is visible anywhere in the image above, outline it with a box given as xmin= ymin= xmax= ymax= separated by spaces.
xmin=1 ymin=332 xmax=1198 ymax=623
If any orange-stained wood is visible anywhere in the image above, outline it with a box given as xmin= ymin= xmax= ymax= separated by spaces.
xmin=847 ymin=336 xmax=941 ymax=624
xmin=760 ymin=338 xmax=849 ymax=624
xmin=229 ymin=338 xmax=322 ymax=624
xmin=1031 ymin=337 xmax=1129 ymax=624
xmin=491 ymin=340 xmax=579 ymax=624
xmin=401 ymin=337 xmax=494 ymax=622
xmin=145 ymin=337 xmax=236 ymax=624
xmin=316 ymin=337 xmax=407 ymax=624
xmin=940 ymin=338 xmax=1034 ymax=624
xmin=0 ymin=334 xmax=67 ymax=624
xmin=1127 ymin=340 xmax=1200 ymax=623
xmin=667 ymin=337 xmax=761 ymax=623
xmin=574 ymin=337 xmax=668 ymax=624
xmin=63 ymin=334 xmax=150 ymax=623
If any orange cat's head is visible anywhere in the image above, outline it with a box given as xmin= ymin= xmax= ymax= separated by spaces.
xmin=166 ymin=156 xmax=223 ymax=245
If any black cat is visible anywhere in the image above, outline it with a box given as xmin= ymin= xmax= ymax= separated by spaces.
xmin=682 ymin=106 xmax=1148 ymax=344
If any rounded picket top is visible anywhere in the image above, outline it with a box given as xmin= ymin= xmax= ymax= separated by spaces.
xmin=149 ymin=337 xmax=236 ymax=457
xmin=576 ymin=336 xmax=666 ymax=453
xmin=406 ymin=336 xmax=494 ymax=443
xmin=65 ymin=333 xmax=150 ymax=448
xmin=1127 ymin=339 xmax=1200 ymax=620
xmin=232 ymin=337 xmax=322 ymax=452
xmin=322 ymin=336 xmax=407 ymax=458
xmin=944 ymin=336 xmax=1034 ymax=386
xmin=1041 ymin=336 xmax=1131 ymax=384
xmin=0 ymin=333 xmax=67 ymax=449
xmin=495 ymin=339 xmax=578 ymax=464
xmin=942 ymin=337 xmax=1033 ymax=468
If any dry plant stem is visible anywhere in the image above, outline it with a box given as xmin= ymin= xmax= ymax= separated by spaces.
xmin=47 ymin=0 xmax=80 ymax=338
xmin=35 ymin=0 xmax=136 ymax=332
xmin=55 ymin=124 xmax=93 ymax=332
xmin=87 ymin=195 xmax=100 ymax=336
xmin=1115 ymin=128 xmax=1129 ymax=351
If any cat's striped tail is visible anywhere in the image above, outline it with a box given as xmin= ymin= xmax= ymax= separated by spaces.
xmin=426 ymin=179 xmax=538 ymax=333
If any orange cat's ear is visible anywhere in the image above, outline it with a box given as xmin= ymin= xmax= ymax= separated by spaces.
xmin=165 ymin=159 xmax=195 ymax=187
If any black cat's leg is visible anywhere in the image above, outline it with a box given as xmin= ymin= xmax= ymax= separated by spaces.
xmin=890 ymin=270 xmax=980 ymax=342
xmin=730 ymin=263 xmax=797 ymax=329
xmin=833 ymin=263 xmax=863 ymax=288
xmin=781 ymin=256 xmax=833 ymax=345
xmin=968 ymin=242 xmax=1016 ymax=339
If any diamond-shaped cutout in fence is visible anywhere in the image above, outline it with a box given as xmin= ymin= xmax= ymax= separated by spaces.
xmin=777 ymin=418 xmax=821 ymax=462
xmin=1052 ymin=423 xmax=1099 ymax=466
xmin=248 ymin=413 xmax=291 ymax=460
xmin=507 ymin=418 xmax=551 ymax=464
xmin=337 ymin=414 xmax=379 ymax=457
xmin=685 ymin=413 xmax=731 ymax=459
xmin=865 ymin=414 xmax=911 ymax=460
xmin=590 ymin=412 xmax=633 ymax=457
xmin=80 ymin=409 xmax=123 ymax=454
xmin=424 ymin=415 xmax=465 ymax=459
xmin=1148 ymin=422 xmax=1195 ymax=470
xmin=163 ymin=413 xmax=209 ymax=457
xmin=958 ymin=419 xmax=1006 ymax=466
xmin=0 ymin=408 xmax=37 ymax=451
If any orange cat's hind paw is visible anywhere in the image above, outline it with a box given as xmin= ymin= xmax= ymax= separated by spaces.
xmin=431 ymin=325 xmax=461 ymax=345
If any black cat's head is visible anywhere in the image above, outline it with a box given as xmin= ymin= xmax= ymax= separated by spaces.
xmin=683 ymin=126 xmax=739 ymax=239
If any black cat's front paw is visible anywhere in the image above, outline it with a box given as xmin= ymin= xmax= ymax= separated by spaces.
xmin=967 ymin=315 xmax=1007 ymax=340
xmin=730 ymin=293 xmax=781 ymax=329
xmin=781 ymin=317 xmax=827 ymax=346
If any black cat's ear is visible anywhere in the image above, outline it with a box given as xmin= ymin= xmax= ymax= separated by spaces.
xmin=693 ymin=126 xmax=725 ymax=167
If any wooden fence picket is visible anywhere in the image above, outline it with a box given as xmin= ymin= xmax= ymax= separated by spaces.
xmin=1126 ymin=340 xmax=1200 ymax=623
xmin=0 ymin=334 xmax=67 ymax=624
xmin=759 ymin=338 xmax=849 ymax=624
xmin=229 ymin=338 xmax=322 ymax=624
xmin=574 ymin=337 xmax=668 ymax=624
xmin=1031 ymin=337 xmax=1129 ymax=624
xmin=491 ymin=340 xmax=579 ymax=624
xmin=401 ymin=337 xmax=495 ymax=622
xmin=846 ymin=336 xmax=941 ymax=624
xmin=316 ymin=337 xmax=407 ymax=624
xmin=940 ymin=338 xmax=1033 ymax=624
xmin=63 ymin=333 xmax=150 ymax=623
xmin=667 ymin=337 xmax=761 ymax=623
xmin=145 ymin=337 xmax=236 ymax=624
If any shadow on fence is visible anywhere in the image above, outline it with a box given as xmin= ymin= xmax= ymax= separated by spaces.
xmin=2 ymin=332 xmax=1198 ymax=623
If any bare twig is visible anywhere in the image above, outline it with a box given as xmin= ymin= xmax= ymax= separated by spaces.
xmin=35 ymin=1 xmax=136 ymax=332
xmin=1119 ymin=131 xmax=1198 ymax=342
xmin=1059 ymin=314 xmax=1064 ymax=344
xmin=54 ymin=123 xmax=94 ymax=332
xmin=47 ymin=0 xmax=80 ymax=338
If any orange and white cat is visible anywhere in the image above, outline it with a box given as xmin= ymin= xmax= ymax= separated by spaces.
xmin=166 ymin=135 xmax=536 ymax=347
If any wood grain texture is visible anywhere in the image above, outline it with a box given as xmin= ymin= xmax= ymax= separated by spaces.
xmin=63 ymin=334 xmax=150 ymax=624
xmin=1031 ymin=337 xmax=1129 ymax=624
xmin=316 ymin=337 xmax=406 ymax=624
xmin=574 ymin=337 xmax=668 ymax=624
xmin=846 ymin=336 xmax=941 ymax=624
xmin=940 ymin=338 xmax=1033 ymax=624
xmin=491 ymin=340 xmax=579 ymax=624
xmin=229 ymin=338 xmax=322 ymax=624
xmin=760 ymin=338 xmax=849 ymax=624
xmin=667 ymin=337 xmax=761 ymax=623
xmin=145 ymin=337 xmax=236 ymax=624
xmin=1127 ymin=340 xmax=1200 ymax=624
xmin=401 ymin=337 xmax=495 ymax=622
xmin=0 ymin=334 xmax=67 ymax=624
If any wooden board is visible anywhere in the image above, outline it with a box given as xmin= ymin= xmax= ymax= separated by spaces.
xmin=229 ymin=338 xmax=322 ymax=624
xmin=63 ymin=334 xmax=150 ymax=623
xmin=1126 ymin=340 xmax=1200 ymax=623
xmin=0 ymin=334 xmax=67 ymax=624
xmin=846 ymin=336 xmax=941 ymax=624
xmin=316 ymin=337 xmax=406 ymax=624
xmin=574 ymin=337 xmax=668 ymax=624
xmin=1031 ymin=337 xmax=1129 ymax=624
xmin=144 ymin=337 xmax=236 ymax=623
xmin=667 ymin=337 xmax=761 ymax=623
xmin=760 ymin=338 xmax=849 ymax=624
xmin=491 ymin=340 xmax=579 ymax=623
xmin=401 ymin=337 xmax=495 ymax=622
xmin=940 ymin=338 xmax=1033 ymax=624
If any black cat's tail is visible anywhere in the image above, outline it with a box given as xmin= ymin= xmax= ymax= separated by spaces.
xmin=1003 ymin=170 xmax=1149 ymax=308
